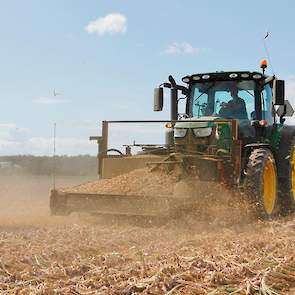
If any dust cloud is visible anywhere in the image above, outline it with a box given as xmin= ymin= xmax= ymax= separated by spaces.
xmin=0 ymin=174 xmax=91 ymax=228
xmin=0 ymin=171 xmax=294 ymax=294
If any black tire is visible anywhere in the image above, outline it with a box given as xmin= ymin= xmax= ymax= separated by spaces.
xmin=278 ymin=136 xmax=295 ymax=213
xmin=244 ymin=148 xmax=279 ymax=219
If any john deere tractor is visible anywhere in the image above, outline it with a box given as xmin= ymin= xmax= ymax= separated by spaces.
xmin=50 ymin=61 xmax=295 ymax=219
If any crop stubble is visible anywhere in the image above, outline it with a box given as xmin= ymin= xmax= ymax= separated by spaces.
xmin=0 ymin=171 xmax=294 ymax=294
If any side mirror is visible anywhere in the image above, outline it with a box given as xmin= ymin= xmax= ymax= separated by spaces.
xmin=273 ymin=80 xmax=285 ymax=105
xmin=154 ymin=87 xmax=163 ymax=111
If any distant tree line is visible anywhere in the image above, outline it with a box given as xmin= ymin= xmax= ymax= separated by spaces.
xmin=0 ymin=155 xmax=98 ymax=176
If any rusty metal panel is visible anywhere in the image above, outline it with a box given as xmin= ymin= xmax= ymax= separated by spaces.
xmin=231 ymin=140 xmax=242 ymax=185
xmin=65 ymin=193 xmax=171 ymax=216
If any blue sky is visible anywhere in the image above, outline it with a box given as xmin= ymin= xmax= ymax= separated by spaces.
xmin=0 ymin=0 xmax=295 ymax=155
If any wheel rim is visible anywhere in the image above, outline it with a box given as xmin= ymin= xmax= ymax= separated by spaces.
xmin=263 ymin=158 xmax=277 ymax=215
xmin=291 ymin=149 xmax=295 ymax=202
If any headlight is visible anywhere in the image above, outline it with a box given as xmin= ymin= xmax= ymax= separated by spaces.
xmin=202 ymin=74 xmax=210 ymax=79
xmin=253 ymin=74 xmax=262 ymax=79
xmin=193 ymin=127 xmax=212 ymax=137
xmin=192 ymin=75 xmax=201 ymax=81
xmin=241 ymin=73 xmax=250 ymax=78
xmin=174 ymin=128 xmax=188 ymax=138
xmin=229 ymin=73 xmax=238 ymax=78
xmin=182 ymin=77 xmax=190 ymax=83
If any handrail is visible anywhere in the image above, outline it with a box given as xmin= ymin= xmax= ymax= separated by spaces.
xmin=105 ymin=119 xmax=237 ymax=123
xmin=93 ymin=119 xmax=239 ymax=177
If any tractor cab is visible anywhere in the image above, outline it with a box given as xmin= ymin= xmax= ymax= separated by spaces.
xmin=154 ymin=62 xmax=293 ymax=154
xmin=181 ymin=69 xmax=291 ymax=124
xmin=185 ymin=72 xmax=269 ymax=122
xmin=178 ymin=71 xmax=277 ymax=147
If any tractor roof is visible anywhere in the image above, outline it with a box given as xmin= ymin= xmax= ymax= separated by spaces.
xmin=182 ymin=71 xmax=267 ymax=84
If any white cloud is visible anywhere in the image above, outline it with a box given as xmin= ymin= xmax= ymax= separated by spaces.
xmin=85 ymin=13 xmax=127 ymax=36
xmin=0 ymin=124 xmax=29 ymax=141
xmin=0 ymin=122 xmax=96 ymax=155
xmin=163 ymin=42 xmax=201 ymax=55
xmin=0 ymin=136 xmax=95 ymax=156
xmin=32 ymin=97 xmax=69 ymax=105
xmin=29 ymin=137 xmax=93 ymax=155
xmin=0 ymin=122 xmax=166 ymax=156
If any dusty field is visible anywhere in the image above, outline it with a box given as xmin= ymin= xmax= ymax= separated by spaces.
xmin=0 ymin=174 xmax=294 ymax=294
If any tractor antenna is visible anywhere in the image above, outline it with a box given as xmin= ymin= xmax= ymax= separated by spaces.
xmin=263 ymin=31 xmax=275 ymax=75
xmin=53 ymin=122 xmax=56 ymax=190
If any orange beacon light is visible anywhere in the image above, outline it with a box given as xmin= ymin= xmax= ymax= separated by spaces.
xmin=260 ymin=59 xmax=268 ymax=73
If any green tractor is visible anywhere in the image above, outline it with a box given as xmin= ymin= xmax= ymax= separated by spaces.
xmin=50 ymin=61 xmax=295 ymax=219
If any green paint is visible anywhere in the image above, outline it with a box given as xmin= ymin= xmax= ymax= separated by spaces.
xmin=215 ymin=123 xmax=232 ymax=152
xmin=270 ymin=124 xmax=284 ymax=151
xmin=174 ymin=116 xmax=232 ymax=153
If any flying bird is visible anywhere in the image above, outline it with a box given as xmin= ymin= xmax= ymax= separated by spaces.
xmin=264 ymin=31 xmax=270 ymax=39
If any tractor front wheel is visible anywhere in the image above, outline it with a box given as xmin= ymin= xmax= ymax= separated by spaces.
xmin=244 ymin=148 xmax=279 ymax=219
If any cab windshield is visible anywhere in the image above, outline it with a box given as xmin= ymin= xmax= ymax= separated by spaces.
xmin=190 ymin=80 xmax=256 ymax=120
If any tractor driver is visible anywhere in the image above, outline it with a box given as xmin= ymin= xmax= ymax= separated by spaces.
xmin=219 ymin=86 xmax=248 ymax=120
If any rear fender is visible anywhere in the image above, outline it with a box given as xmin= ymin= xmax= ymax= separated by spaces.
xmin=243 ymin=143 xmax=272 ymax=159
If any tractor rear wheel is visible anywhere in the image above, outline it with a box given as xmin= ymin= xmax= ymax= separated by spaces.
xmin=244 ymin=148 xmax=279 ymax=218
xmin=279 ymin=136 xmax=295 ymax=213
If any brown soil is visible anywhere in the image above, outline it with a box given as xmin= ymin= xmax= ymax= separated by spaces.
xmin=0 ymin=174 xmax=294 ymax=294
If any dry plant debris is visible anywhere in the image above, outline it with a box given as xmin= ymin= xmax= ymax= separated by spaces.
xmin=0 ymin=173 xmax=294 ymax=294
xmin=61 ymin=169 xmax=179 ymax=197
xmin=0 ymin=216 xmax=294 ymax=294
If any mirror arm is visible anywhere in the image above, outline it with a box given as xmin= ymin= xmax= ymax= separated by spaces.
xmin=159 ymin=82 xmax=171 ymax=88
xmin=159 ymin=82 xmax=188 ymax=95
xmin=263 ymin=75 xmax=275 ymax=85
xmin=177 ymin=85 xmax=189 ymax=95
xmin=177 ymin=96 xmax=187 ymax=102
xmin=279 ymin=104 xmax=287 ymax=124
xmin=168 ymin=75 xmax=177 ymax=88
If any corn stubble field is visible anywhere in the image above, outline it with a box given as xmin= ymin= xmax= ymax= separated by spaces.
xmin=0 ymin=171 xmax=294 ymax=295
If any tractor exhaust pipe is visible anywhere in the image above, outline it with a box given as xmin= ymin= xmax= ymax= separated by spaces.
xmin=168 ymin=75 xmax=178 ymax=121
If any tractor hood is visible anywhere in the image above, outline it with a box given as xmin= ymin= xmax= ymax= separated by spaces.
xmin=174 ymin=116 xmax=221 ymax=129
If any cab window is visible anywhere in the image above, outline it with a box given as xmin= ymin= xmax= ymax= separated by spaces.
xmin=190 ymin=80 xmax=255 ymax=121
xmin=261 ymin=84 xmax=273 ymax=122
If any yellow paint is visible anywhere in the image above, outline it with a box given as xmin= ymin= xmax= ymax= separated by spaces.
xmin=263 ymin=158 xmax=277 ymax=215
xmin=291 ymin=149 xmax=295 ymax=202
